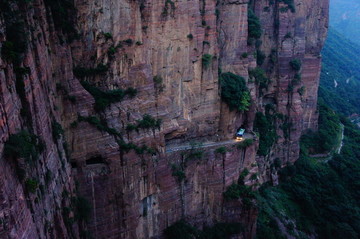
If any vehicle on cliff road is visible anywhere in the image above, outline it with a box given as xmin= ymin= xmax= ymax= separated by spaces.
xmin=236 ymin=129 xmax=245 ymax=140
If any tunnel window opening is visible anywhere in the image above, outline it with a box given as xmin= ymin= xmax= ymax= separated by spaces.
xmin=86 ymin=156 xmax=106 ymax=165
xmin=142 ymin=198 xmax=148 ymax=216
xmin=141 ymin=195 xmax=153 ymax=217
xmin=71 ymin=162 xmax=77 ymax=168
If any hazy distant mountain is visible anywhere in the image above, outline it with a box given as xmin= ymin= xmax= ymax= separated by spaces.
xmin=330 ymin=0 xmax=360 ymax=45
xmin=320 ymin=28 xmax=360 ymax=115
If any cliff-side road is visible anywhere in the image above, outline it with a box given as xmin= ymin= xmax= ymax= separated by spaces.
xmin=166 ymin=133 xmax=255 ymax=153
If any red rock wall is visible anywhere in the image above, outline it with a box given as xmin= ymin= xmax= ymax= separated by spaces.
xmin=74 ymin=143 xmax=259 ymax=238
xmin=0 ymin=1 xmax=78 ymax=238
xmin=247 ymin=0 xmax=328 ymax=182
xmin=0 ymin=0 xmax=328 ymax=238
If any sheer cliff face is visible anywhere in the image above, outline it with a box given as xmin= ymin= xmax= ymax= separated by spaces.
xmin=0 ymin=0 xmax=328 ymax=238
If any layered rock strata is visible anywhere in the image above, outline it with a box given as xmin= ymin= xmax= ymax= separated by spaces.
xmin=0 ymin=0 xmax=328 ymax=238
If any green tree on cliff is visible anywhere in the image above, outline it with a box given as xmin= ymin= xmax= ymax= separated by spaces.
xmin=220 ymin=72 xmax=251 ymax=112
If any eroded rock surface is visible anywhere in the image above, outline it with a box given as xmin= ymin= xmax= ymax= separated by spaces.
xmin=0 ymin=0 xmax=328 ymax=238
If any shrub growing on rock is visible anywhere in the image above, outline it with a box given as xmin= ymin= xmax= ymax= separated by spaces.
xmin=290 ymin=59 xmax=302 ymax=71
xmin=4 ymin=130 xmax=45 ymax=161
xmin=237 ymin=139 xmax=254 ymax=149
xmin=215 ymin=146 xmax=227 ymax=154
xmin=249 ymin=67 xmax=270 ymax=93
xmin=248 ymin=9 xmax=262 ymax=40
xmin=52 ymin=121 xmax=64 ymax=140
xmin=80 ymin=81 xmax=137 ymax=111
xmin=254 ymin=112 xmax=277 ymax=156
xmin=25 ymin=178 xmax=39 ymax=193
xmin=220 ymin=72 xmax=251 ymax=112
xmin=202 ymin=54 xmax=213 ymax=69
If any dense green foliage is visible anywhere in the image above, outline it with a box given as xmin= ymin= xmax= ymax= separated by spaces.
xmin=52 ymin=121 xmax=64 ymax=140
xmin=257 ymin=146 xmax=360 ymax=238
xmin=254 ymin=109 xmax=277 ymax=156
xmin=0 ymin=0 xmax=27 ymax=64
xmin=4 ymin=130 xmax=44 ymax=161
xmin=257 ymin=106 xmax=360 ymax=239
xmin=136 ymin=114 xmax=162 ymax=130
xmin=319 ymin=28 xmax=360 ymax=115
xmin=202 ymin=54 xmax=213 ymax=69
xmin=103 ymin=32 xmax=112 ymax=40
xmin=199 ymin=223 xmax=243 ymax=239
xmin=164 ymin=220 xmax=243 ymax=239
xmin=248 ymin=9 xmax=262 ymax=40
xmin=118 ymin=140 xmax=155 ymax=155
xmin=219 ymin=72 xmax=251 ymax=112
xmin=164 ymin=220 xmax=198 ymax=239
xmin=215 ymin=146 xmax=227 ymax=154
xmin=43 ymin=0 xmax=78 ymax=39
xmin=0 ymin=0 xmax=32 ymax=123
xmin=237 ymin=139 xmax=254 ymax=149
xmin=183 ymin=148 xmax=204 ymax=161
xmin=223 ymin=183 xmax=255 ymax=205
xmin=80 ymin=81 xmax=137 ymax=111
xmin=289 ymin=59 xmax=301 ymax=71
xmin=249 ymin=67 xmax=270 ymax=94
xmin=301 ymin=103 xmax=341 ymax=155
xmin=73 ymin=64 xmax=109 ymax=78
xmin=223 ymin=169 xmax=256 ymax=206
xmin=279 ymin=0 xmax=296 ymax=13
xmin=126 ymin=114 xmax=162 ymax=132
xmin=25 ymin=178 xmax=39 ymax=193
xmin=171 ymin=164 xmax=186 ymax=182
xmin=256 ymin=14 xmax=360 ymax=238
xmin=162 ymin=0 xmax=176 ymax=17
xmin=153 ymin=75 xmax=165 ymax=93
